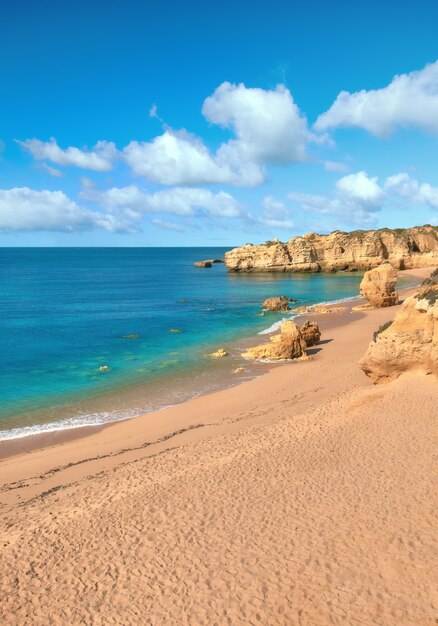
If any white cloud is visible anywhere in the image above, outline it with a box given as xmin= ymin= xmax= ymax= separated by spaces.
xmin=123 ymin=130 xmax=263 ymax=187
xmin=151 ymin=218 xmax=184 ymax=232
xmin=124 ymin=82 xmax=318 ymax=187
xmin=82 ymin=185 xmax=243 ymax=220
xmin=385 ymin=172 xmax=438 ymax=209
xmin=17 ymin=138 xmax=117 ymax=171
xmin=203 ymin=82 xmax=315 ymax=165
xmin=315 ymin=60 xmax=438 ymax=137
xmin=288 ymin=171 xmax=384 ymax=228
xmin=335 ymin=171 xmax=384 ymax=207
xmin=323 ymin=160 xmax=349 ymax=172
xmin=41 ymin=163 xmax=63 ymax=177
xmin=0 ymin=187 xmax=127 ymax=232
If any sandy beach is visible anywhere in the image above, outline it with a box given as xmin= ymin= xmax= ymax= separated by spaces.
xmin=1 ymin=267 xmax=437 ymax=626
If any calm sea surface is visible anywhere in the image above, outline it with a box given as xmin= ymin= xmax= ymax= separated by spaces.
xmin=0 ymin=247 xmax=367 ymax=439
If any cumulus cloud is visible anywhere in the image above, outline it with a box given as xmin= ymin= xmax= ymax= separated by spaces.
xmin=335 ymin=171 xmax=384 ymax=207
xmin=385 ymin=172 xmax=438 ymax=209
xmin=123 ymin=130 xmax=263 ymax=187
xmin=17 ymin=138 xmax=118 ymax=171
xmin=288 ymin=171 xmax=384 ymax=228
xmin=124 ymin=82 xmax=319 ymax=187
xmin=151 ymin=218 xmax=184 ymax=232
xmin=203 ymin=82 xmax=315 ymax=165
xmin=81 ymin=185 xmax=243 ymax=221
xmin=0 ymin=187 xmax=127 ymax=232
xmin=315 ymin=60 xmax=438 ymax=137
xmin=287 ymin=169 xmax=438 ymax=230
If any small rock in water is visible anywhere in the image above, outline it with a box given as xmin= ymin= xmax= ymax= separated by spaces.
xmin=99 ymin=365 xmax=110 ymax=372
xmin=194 ymin=261 xmax=212 ymax=268
xmin=210 ymin=348 xmax=228 ymax=357
xmin=122 ymin=333 xmax=140 ymax=339
xmin=234 ymin=367 xmax=245 ymax=374
xmin=168 ymin=328 xmax=183 ymax=333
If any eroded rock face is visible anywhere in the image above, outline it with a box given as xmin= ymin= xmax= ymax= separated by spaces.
xmin=359 ymin=271 xmax=438 ymax=383
xmin=224 ymin=226 xmax=438 ymax=272
xmin=242 ymin=320 xmax=307 ymax=360
xmin=194 ymin=261 xmax=212 ymax=268
xmin=359 ymin=262 xmax=399 ymax=308
xmin=262 ymin=296 xmax=292 ymax=311
xmin=300 ymin=321 xmax=321 ymax=346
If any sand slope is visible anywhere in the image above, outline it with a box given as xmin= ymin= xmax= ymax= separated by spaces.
xmin=0 ymin=270 xmax=437 ymax=625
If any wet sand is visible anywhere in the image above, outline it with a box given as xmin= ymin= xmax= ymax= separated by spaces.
xmin=0 ymin=267 xmax=437 ymax=625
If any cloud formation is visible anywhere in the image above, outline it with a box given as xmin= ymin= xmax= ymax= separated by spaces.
xmin=82 ymin=185 xmax=243 ymax=223
xmin=315 ymin=60 xmax=438 ymax=137
xmin=124 ymin=82 xmax=318 ymax=187
xmin=288 ymin=171 xmax=385 ymax=229
xmin=18 ymin=138 xmax=117 ymax=171
xmin=0 ymin=187 xmax=126 ymax=232
xmin=123 ymin=130 xmax=263 ymax=187
xmin=385 ymin=172 xmax=438 ymax=209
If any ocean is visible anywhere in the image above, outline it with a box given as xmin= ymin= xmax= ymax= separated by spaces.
xmin=0 ymin=247 xmax=366 ymax=440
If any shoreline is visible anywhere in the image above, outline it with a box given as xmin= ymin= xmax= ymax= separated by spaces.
xmin=0 ymin=267 xmax=427 ymax=460
xmin=0 ymin=266 xmax=431 ymax=489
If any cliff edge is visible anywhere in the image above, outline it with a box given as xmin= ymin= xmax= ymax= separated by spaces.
xmin=225 ymin=225 xmax=438 ymax=273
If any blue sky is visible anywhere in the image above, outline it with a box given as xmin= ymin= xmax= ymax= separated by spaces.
xmin=1 ymin=0 xmax=438 ymax=246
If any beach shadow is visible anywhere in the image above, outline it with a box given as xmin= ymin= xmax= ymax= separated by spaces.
xmin=317 ymin=339 xmax=333 ymax=345
xmin=306 ymin=347 xmax=323 ymax=355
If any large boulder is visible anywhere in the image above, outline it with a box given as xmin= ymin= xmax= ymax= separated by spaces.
xmin=194 ymin=260 xmax=212 ymax=268
xmin=359 ymin=262 xmax=398 ymax=307
xmin=358 ymin=270 xmax=438 ymax=383
xmin=242 ymin=320 xmax=307 ymax=360
xmin=300 ymin=321 xmax=321 ymax=346
xmin=262 ymin=296 xmax=294 ymax=311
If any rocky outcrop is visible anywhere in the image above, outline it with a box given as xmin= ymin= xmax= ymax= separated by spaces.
xmin=225 ymin=226 xmax=438 ymax=273
xmin=210 ymin=348 xmax=228 ymax=357
xmin=262 ymin=296 xmax=294 ymax=311
xmin=194 ymin=261 xmax=212 ymax=268
xmin=300 ymin=321 xmax=321 ymax=346
xmin=358 ymin=269 xmax=438 ymax=383
xmin=242 ymin=320 xmax=308 ymax=360
xmin=359 ymin=262 xmax=398 ymax=308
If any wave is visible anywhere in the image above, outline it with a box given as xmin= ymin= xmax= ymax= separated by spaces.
xmin=258 ymin=294 xmax=360 ymax=335
xmin=0 ymin=408 xmax=142 ymax=441
xmin=258 ymin=315 xmax=296 ymax=335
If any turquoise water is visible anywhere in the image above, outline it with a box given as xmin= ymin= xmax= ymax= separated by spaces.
xmin=0 ymin=247 xmax=365 ymax=439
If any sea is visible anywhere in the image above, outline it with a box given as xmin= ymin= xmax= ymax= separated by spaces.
xmin=0 ymin=247 xmax=369 ymax=441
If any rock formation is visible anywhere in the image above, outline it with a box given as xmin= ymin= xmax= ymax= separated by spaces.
xmin=262 ymin=296 xmax=294 ymax=311
xmin=210 ymin=348 xmax=228 ymax=357
xmin=359 ymin=262 xmax=398 ymax=308
xmin=359 ymin=269 xmax=438 ymax=383
xmin=300 ymin=321 xmax=321 ymax=346
xmin=242 ymin=320 xmax=308 ymax=360
xmin=224 ymin=226 xmax=438 ymax=273
xmin=194 ymin=261 xmax=212 ymax=268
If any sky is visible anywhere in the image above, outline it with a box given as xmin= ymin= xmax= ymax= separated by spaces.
xmin=1 ymin=0 xmax=438 ymax=246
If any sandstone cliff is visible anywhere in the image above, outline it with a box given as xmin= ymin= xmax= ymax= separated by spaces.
xmin=225 ymin=225 xmax=438 ymax=273
xmin=358 ymin=268 xmax=438 ymax=383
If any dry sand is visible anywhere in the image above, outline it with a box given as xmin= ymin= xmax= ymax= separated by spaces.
xmin=0 ymin=267 xmax=437 ymax=626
